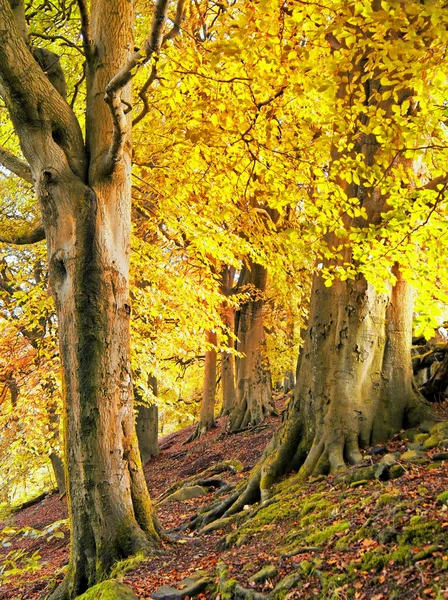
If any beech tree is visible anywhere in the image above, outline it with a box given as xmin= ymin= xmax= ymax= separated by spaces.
xmin=0 ymin=0 xmax=186 ymax=596
xmin=189 ymin=0 xmax=448 ymax=523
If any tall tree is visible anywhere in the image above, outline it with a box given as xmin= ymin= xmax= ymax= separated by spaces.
xmin=0 ymin=0 xmax=186 ymax=596
xmin=229 ymin=259 xmax=275 ymax=431
xmin=190 ymin=0 xmax=448 ymax=523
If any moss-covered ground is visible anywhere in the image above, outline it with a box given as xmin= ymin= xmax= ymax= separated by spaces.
xmin=1 ymin=402 xmax=448 ymax=600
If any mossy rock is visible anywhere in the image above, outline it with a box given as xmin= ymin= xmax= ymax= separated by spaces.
xmin=350 ymin=479 xmax=369 ymax=488
xmin=162 ymin=485 xmax=208 ymax=504
xmin=376 ymin=492 xmax=400 ymax=507
xmin=424 ymin=435 xmax=444 ymax=450
xmin=388 ymin=464 xmax=405 ymax=479
xmin=248 ymin=564 xmax=278 ymax=584
xmin=401 ymin=450 xmax=425 ymax=462
xmin=75 ymin=581 xmax=138 ymax=600
xmin=419 ymin=420 xmax=437 ymax=433
xmin=270 ymin=570 xmax=303 ymax=597
xmin=429 ymin=421 xmax=448 ymax=437
xmin=426 ymin=461 xmax=443 ymax=470
xmin=433 ymin=452 xmax=448 ymax=461
xmin=303 ymin=520 xmax=350 ymax=546
xmin=414 ymin=433 xmax=430 ymax=443
xmin=378 ymin=527 xmax=397 ymax=544
xmin=399 ymin=429 xmax=421 ymax=441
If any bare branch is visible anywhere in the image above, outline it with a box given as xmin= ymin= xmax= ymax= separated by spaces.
xmin=29 ymin=31 xmax=84 ymax=54
xmin=103 ymin=0 xmax=172 ymax=173
xmin=0 ymin=221 xmax=45 ymax=245
xmin=133 ymin=0 xmax=204 ymax=126
xmin=76 ymin=0 xmax=92 ymax=61
xmin=0 ymin=146 xmax=33 ymax=183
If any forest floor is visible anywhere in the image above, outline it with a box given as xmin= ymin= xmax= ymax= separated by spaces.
xmin=1 ymin=396 xmax=448 ymax=600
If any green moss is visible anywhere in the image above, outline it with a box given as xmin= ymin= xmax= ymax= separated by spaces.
xmin=376 ymin=492 xmax=399 ymax=507
xmin=361 ymin=551 xmax=387 ymax=572
xmin=361 ymin=546 xmax=409 ymax=572
xmin=424 ymin=435 xmax=443 ymax=449
xmin=334 ymin=535 xmax=351 ymax=550
xmin=350 ymin=525 xmax=375 ymax=543
xmin=75 ymin=581 xmax=138 ymax=600
xmin=435 ymin=558 xmax=448 ymax=571
xmin=389 ymin=547 xmax=410 ymax=564
xmin=400 ymin=520 xmax=442 ymax=546
xmin=109 ymin=553 xmax=145 ymax=579
xmin=409 ymin=515 xmax=423 ymax=526
xmin=418 ymin=486 xmax=429 ymax=494
xmin=304 ymin=520 xmax=350 ymax=546
xmin=436 ymin=490 xmax=448 ymax=505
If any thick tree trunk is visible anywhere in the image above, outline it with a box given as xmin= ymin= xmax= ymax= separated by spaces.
xmin=186 ymin=330 xmax=217 ymax=442
xmin=229 ymin=262 xmax=274 ymax=431
xmin=0 ymin=2 xmax=163 ymax=597
xmin=196 ymin=269 xmax=433 ymax=523
xmin=136 ymin=376 xmax=160 ymax=464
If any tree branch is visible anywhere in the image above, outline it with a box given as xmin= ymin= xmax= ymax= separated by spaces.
xmin=103 ymin=0 xmax=172 ymax=173
xmin=419 ymin=174 xmax=448 ymax=192
xmin=132 ymin=0 xmax=188 ymax=127
xmin=0 ymin=221 xmax=45 ymax=245
xmin=76 ymin=0 xmax=92 ymax=62
xmin=29 ymin=31 xmax=84 ymax=53
xmin=0 ymin=146 xmax=33 ymax=183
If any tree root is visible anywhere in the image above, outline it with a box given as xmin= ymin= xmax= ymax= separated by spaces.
xmin=183 ymin=421 xmax=216 ymax=444
xmin=156 ymin=460 xmax=243 ymax=504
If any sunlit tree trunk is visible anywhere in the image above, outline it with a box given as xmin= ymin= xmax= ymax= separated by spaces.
xmin=0 ymin=1 xmax=163 ymax=597
xmin=229 ymin=261 xmax=275 ymax=431
xmin=186 ymin=330 xmax=217 ymax=441
xmin=136 ymin=375 xmax=160 ymax=464
xmin=220 ymin=266 xmax=236 ymax=416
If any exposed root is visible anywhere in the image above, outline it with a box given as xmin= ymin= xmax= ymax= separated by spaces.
xmin=183 ymin=421 xmax=216 ymax=444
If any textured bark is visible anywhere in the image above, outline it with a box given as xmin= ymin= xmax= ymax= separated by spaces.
xmin=136 ymin=404 xmax=160 ymax=464
xmin=229 ymin=262 xmax=274 ymax=431
xmin=49 ymin=453 xmax=66 ymax=495
xmin=220 ymin=266 xmax=236 ymax=416
xmin=136 ymin=376 xmax=160 ymax=464
xmin=186 ymin=330 xmax=217 ymax=442
xmin=0 ymin=2 xmax=162 ymax=597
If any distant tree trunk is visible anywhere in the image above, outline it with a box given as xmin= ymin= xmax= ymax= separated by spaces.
xmin=186 ymin=330 xmax=217 ymax=442
xmin=49 ymin=453 xmax=66 ymax=495
xmin=220 ymin=266 xmax=236 ymax=416
xmin=420 ymin=353 xmax=448 ymax=402
xmin=136 ymin=376 xmax=160 ymax=464
xmin=229 ymin=262 xmax=275 ymax=431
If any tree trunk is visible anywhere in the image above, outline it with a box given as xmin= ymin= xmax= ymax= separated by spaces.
xmin=49 ymin=452 xmax=66 ymax=495
xmin=0 ymin=2 xmax=163 ymax=597
xmin=220 ymin=266 xmax=236 ymax=416
xmin=136 ymin=404 xmax=160 ymax=464
xmin=186 ymin=330 xmax=217 ymax=442
xmin=136 ymin=376 xmax=160 ymax=464
xmin=229 ymin=262 xmax=274 ymax=431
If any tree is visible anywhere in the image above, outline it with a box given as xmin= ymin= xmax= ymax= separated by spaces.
xmin=229 ymin=259 xmax=275 ymax=431
xmin=189 ymin=0 xmax=448 ymax=523
xmin=0 ymin=0 xmax=182 ymax=595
